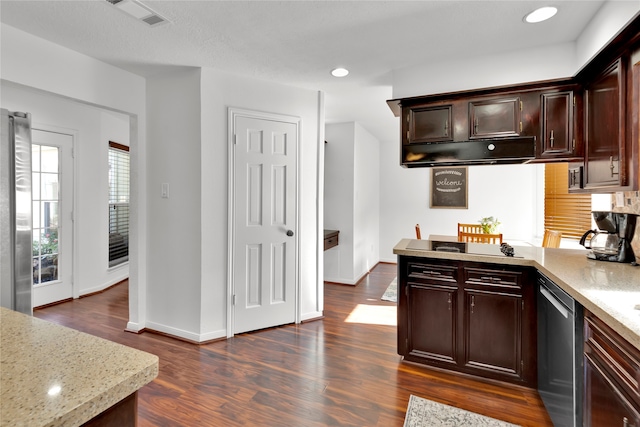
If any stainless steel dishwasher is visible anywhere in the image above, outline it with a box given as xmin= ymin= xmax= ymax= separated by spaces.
xmin=537 ymin=272 xmax=583 ymax=427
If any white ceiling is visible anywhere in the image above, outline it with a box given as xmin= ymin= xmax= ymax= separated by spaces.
xmin=0 ymin=0 xmax=612 ymax=142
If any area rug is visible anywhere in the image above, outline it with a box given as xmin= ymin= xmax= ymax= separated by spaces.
xmin=381 ymin=277 xmax=397 ymax=302
xmin=403 ymin=395 xmax=520 ymax=427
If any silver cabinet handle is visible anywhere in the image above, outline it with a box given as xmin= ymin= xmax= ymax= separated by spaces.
xmin=549 ymin=129 xmax=555 ymax=147
xmin=471 ymin=295 xmax=475 ymax=314
xmin=610 ymin=156 xmax=619 ymax=178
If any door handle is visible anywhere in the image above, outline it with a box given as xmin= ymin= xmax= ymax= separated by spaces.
xmin=540 ymin=287 xmax=569 ymax=318
xmin=286 ymin=230 xmax=294 ymax=237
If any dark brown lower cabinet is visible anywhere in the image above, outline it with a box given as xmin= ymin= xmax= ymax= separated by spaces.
xmin=464 ymin=289 xmax=523 ymax=380
xmin=584 ymin=310 xmax=640 ymax=426
xmin=398 ymin=256 xmax=536 ymax=387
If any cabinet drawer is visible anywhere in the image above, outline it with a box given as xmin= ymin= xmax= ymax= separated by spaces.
xmin=407 ymin=261 xmax=457 ymax=284
xmin=585 ymin=311 xmax=640 ymax=403
xmin=463 ymin=266 xmax=523 ymax=291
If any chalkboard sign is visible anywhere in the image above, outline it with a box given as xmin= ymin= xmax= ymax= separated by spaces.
xmin=430 ymin=167 xmax=468 ymax=209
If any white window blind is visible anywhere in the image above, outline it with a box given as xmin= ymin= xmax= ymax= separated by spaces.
xmin=544 ymin=163 xmax=592 ymax=240
xmin=108 ymin=141 xmax=130 ymax=267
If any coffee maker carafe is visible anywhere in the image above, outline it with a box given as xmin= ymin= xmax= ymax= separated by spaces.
xmin=579 ymin=211 xmax=638 ymax=263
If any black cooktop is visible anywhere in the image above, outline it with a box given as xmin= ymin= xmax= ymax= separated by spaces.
xmin=406 ymin=239 xmax=522 ymax=258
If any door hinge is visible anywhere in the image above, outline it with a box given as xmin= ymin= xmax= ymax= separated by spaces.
xmin=522 ymin=300 xmax=524 ymax=310
xmin=519 ymin=121 xmax=523 ymax=133
xmin=233 ymin=134 xmax=237 ymax=145
xmin=70 ymin=211 xmax=75 ymax=222
xmin=232 ymin=294 xmax=236 ymax=305
xmin=405 ymin=338 xmax=409 ymax=348
xmin=573 ymin=96 xmax=576 ymax=107
xmin=71 ymin=147 xmax=75 ymax=158
xmin=519 ymin=101 xmax=523 ymax=111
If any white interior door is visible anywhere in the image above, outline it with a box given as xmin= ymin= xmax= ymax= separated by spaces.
xmin=32 ymin=129 xmax=73 ymax=307
xmin=232 ymin=112 xmax=298 ymax=334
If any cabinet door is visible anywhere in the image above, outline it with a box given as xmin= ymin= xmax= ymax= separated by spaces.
xmin=541 ymin=91 xmax=574 ymax=157
xmin=407 ymin=105 xmax=453 ymax=143
xmin=584 ymin=58 xmax=625 ymax=189
xmin=406 ymin=283 xmax=458 ymax=366
xmin=469 ymin=97 xmax=521 ymax=139
xmin=463 ymin=289 xmax=522 ymax=381
xmin=584 ymin=354 xmax=640 ymax=427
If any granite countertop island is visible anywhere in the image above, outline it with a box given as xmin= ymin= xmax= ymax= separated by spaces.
xmin=394 ymin=238 xmax=640 ymax=352
xmin=0 ymin=307 xmax=158 ymax=427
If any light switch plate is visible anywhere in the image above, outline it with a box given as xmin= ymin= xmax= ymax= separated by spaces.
xmin=615 ymin=192 xmax=624 ymax=208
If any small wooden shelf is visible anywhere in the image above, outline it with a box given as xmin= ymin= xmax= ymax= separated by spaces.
xmin=324 ymin=230 xmax=339 ymax=251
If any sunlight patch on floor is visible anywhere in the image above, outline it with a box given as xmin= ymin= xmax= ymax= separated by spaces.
xmin=345 ymin=304 xmax=397 ymax=326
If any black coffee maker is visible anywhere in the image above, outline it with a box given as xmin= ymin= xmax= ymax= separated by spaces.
xmin=579 ymin=211 xmax=638 ymax=263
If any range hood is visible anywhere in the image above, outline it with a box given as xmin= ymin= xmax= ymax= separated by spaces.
xmin=402 ymin=136 xmax=536 ymax=167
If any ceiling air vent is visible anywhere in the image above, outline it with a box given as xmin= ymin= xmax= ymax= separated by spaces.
xmin=106 ymin=0 xmax=170 ymax=27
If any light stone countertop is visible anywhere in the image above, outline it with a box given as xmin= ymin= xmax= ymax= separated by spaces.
xmin=394 ymin=238 xmax=640 ymax=351
xmin=0 ymin=307 xmax=159 ymax=427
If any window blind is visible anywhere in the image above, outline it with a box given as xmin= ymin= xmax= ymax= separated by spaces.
xmin=108 ymin=141 xmax=129 ymax=266
xmin=544 ymin=163 xmax=592 ymax=240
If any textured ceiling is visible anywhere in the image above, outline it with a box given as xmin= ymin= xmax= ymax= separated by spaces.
xmin=0 ymin=0 xmax=611 ymax=142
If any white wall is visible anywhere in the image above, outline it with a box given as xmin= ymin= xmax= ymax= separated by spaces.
xmin=1 ymin=82 xmax=130 ymax=295
xmin=324 ymin=122 xmax=380 ymax=283
xmin=200 ymin=69 xmax=323 ymax=328
xmin=353 ymin=123 xmax=381 ymax=276
xmin=145 ymin=67 xmax=325 ymax=340
xmin=392 ymin=42 xmax=577 ymax=99
xmin=324 ymin=123 xmax=355 ymax=282
xmin=575 ymin=1 xmax=640 ymax=70
xmin=145 ymin=69 xmax=203 ymax=339
xmin=0 ymin=24 xmax=147 ymax=329
xmin=378 ymin=137 xmax=542 ymax=262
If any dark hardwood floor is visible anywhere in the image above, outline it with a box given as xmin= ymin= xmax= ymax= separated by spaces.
xmin=34 ymin=262 xmax=553 ymax=426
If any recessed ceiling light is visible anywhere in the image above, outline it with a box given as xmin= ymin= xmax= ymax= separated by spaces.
xmin=524 ymin=6 xmax=558 ymax=23
xmin=331 ymin=68 xmax=349 ymax=78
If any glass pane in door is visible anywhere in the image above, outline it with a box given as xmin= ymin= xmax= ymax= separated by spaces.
xmin=32 ymin=144 xmax=60 ymax=285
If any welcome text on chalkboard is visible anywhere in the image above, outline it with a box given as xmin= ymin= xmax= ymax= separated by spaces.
xmin=430 ymin=167 xmax=468 ymax=209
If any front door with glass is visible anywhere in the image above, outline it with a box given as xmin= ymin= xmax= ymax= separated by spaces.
xmin=32 ymin=129 xmax=73 ymax=307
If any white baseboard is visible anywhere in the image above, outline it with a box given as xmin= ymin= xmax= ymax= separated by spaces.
xmin=125 ymin=321 xmax=144 ymax=333
xmin=300 ymin=310 xmax=323 ymax=322
xmin=79 ymin=275 xmax=129 ymax=297
xmin=145 ymin=320 xmax=226 ymax=343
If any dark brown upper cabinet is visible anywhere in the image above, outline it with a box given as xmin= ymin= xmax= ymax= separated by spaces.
xmin=540 ymin=90 xmax=576 ymax=158
xmin=583 ymin=58 xmax=625 ymax=190
xmin=407 ymin=105 xmax=453 ymax=143
xmin=388 ymin=13 xmax=640 ymax=192
xmin=469 ymin=97 xmax=521 ymax=139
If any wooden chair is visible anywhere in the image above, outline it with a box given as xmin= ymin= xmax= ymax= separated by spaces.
xmin=542 ymin=229 xmax=562 ymax=248
xmin=458 ymin=223 xmax=483 ymax=236
xmin=458 ymin=231 xmax=503 ymax=244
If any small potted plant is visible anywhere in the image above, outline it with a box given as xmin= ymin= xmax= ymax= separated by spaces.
xmin=479 ymin=216 xmax=500 ymax=234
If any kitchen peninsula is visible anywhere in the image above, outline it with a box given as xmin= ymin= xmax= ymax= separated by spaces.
xmin=395 ymin=238 xmax=640 ymax=423
xmin=394 ymin=238 xmax=640 ymax=353
xmin=0 ymin=307 xmax=158 ymax=427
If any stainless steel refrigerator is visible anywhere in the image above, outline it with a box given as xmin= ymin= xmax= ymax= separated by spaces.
xmin=1 ymin=108 xmax=33 ymax=315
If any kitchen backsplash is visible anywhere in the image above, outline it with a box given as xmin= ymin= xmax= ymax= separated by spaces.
xmin=611 ymin=191 xmax=640 ymax=262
